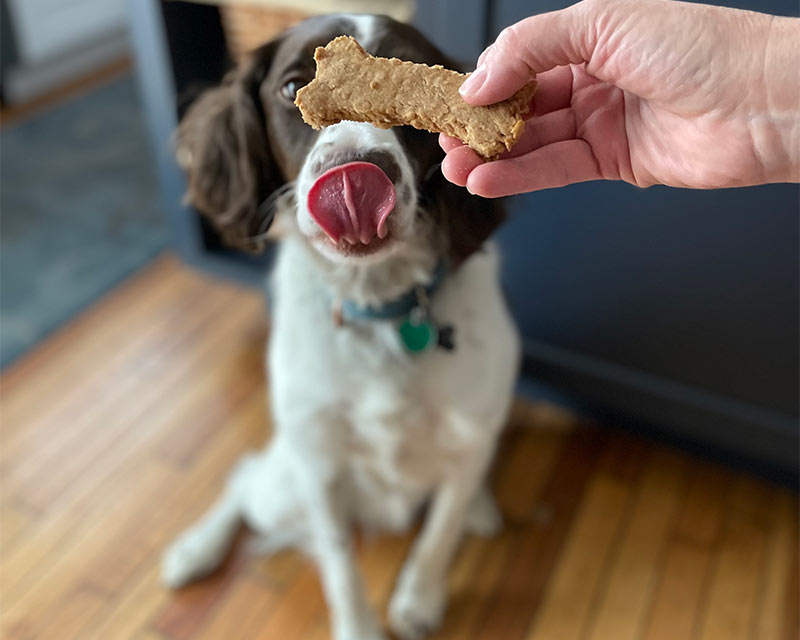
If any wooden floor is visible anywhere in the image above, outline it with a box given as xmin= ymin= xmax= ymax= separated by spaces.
xmin=1 ymin=254 xmax=797 ymax=640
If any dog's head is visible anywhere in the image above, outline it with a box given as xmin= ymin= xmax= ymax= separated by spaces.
xmin=178 ymin=14 xmax=504 ymax=267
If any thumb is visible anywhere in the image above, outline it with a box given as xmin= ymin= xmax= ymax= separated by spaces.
xmin=459 ymin=4 xmax=594 ymax=105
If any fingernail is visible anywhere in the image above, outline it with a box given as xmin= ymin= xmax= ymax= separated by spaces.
xmin=460 ymin=65 xmax=487 ymax=97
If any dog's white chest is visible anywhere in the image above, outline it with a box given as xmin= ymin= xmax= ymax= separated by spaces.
xmin=343 ymin=380 xmax=463 ymax=531
xmin=268 ymin=237 xmax=519 ymax=533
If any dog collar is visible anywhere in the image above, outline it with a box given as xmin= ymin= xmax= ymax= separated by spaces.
xmin=335 ymin=261 xmax=456 ymax=353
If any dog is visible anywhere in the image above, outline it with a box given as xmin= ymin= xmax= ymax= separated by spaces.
xmin=162 ymin=13 xmax=520 ymax=640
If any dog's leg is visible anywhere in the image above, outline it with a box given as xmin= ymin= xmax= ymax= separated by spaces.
xmin=388 ymin=423 xmax=499 ymax=640
xmin=464 ymin=483 xmax=502 ymax=537
xmin=293 ymin=456 xmax=386 ymax=640
xmin=161 ymin=453 xmax=256 ymax=588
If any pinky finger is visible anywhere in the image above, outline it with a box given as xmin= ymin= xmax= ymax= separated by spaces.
xmin=465 ymin=139 xmax=602 ymax=197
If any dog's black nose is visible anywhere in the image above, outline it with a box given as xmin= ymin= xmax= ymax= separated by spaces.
xmin=318 ymin=149 xmax=401 ymax=184
xmin=352 ymin=150 xmax=401 ymax=184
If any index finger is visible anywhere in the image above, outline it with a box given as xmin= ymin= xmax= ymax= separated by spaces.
xmin=459 ymin=5 xmax=592 ymax=105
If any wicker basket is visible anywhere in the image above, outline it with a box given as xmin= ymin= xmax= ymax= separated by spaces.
xmin=220 ymin=5 xmax=309 ymax=60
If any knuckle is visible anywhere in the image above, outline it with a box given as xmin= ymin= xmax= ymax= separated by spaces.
xmin=492 ymin=23 xmax=532 ymax=75
xmin=496 ymin=24 xmax=523 ymax=52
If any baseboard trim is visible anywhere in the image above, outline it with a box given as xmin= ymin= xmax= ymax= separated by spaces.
xmin=519 ymin=337 xmax=798 ymax=475
xmin=3 ymin=29 xmax=129 ymax=104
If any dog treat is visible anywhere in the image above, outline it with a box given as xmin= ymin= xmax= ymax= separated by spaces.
xmin=295 ymin=36 xmax=536 ymax=160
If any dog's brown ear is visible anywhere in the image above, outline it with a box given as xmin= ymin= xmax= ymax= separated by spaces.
xmin=176 ymin=41 xmax=283 ymax=252
xmin=422 ymin=168 xmax=507 ymax=267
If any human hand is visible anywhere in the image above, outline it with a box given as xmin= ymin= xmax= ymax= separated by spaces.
xmin=441 ymin=0 xmax=800 ymax=196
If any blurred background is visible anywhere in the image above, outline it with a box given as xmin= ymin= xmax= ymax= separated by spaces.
xmin=1 ymin=1 xmax=797 ymax=640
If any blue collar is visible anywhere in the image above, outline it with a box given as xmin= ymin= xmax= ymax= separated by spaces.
xmin=339 ymin=262 xmax=447 ymax=322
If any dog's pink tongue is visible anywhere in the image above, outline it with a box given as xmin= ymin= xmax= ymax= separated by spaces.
xmin=308 ymin=162 xmax=396 ymax=244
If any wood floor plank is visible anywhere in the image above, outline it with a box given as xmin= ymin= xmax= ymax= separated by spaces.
xmin=252 ymin=567 xmax=326 ymax=640
xmin=301 ymin=618 xmax=331 ymax=640
xmin=641 ymin=539 xmax=715 ymax=640
xmin=434 ymin=528 xmax=520 ymax=638
xmin=134 ymin=631 xmax=170 ymax=640
xmin=493 ymin=427 xmax=566 ymax=523
xmin=10 ymin=295 xmax=262 ymax=521
xmin=82 ymin=565 xmax=165 ymax=640
xmin=83 ymin=381 xmax=265 ymax=640
xmin=359 ymin=532 xmax=415 ymax=616
xmin=5 ymin=283 xmax=256 ymax=512
xmin=595 ymin=428 xmax=652 ymax=484
xmin=1 ymin=459 xmax=179 ymax=638
xmin=754 ymin=490 xmax=798 ymax=640
xmin=524 ymin=447 xmax=634 ymax=640
xmin=0 ymin=373 xmax=253 ymax=615
xmin=1 ymin=268 xmax=217 ymax=481
xmin=2 ymin=270 xmax=258 ymax=479
xmin=1 ymin=301 xmax=267 ymax=640
xmin=695 ymin=476 xmax=771 ymax=640
xmin=0 ymin=297 xmax=265 ymax=609
xmin=587 ymin=449 xmax=687 ymax=640
xmin=152 ymin=532 xmax=254 ymax=640
xmin=428 ymin=536 xmax=489 ymax=639
xmin=522 ymin=401 xmax=580 ymax=432
xmin=0 ymin=503 xmax=31 ymax=556
xmin=83 ymin=393 xmax=268 ymax=640
xmin=193 ymin=575 xmax=279 ymax=640
xmin=80 ymin=393 xmax=265 ymax=597
xmin=1 ymin=255 xmax=197 ymax=429
xmin=638 ymin=454 xmax=736 ymax=640
xmin=781 ymin=505 xmax=799 ymax=640
xmin=674 ymin=460 xmax=731 ymax=547
xmin=34 ymin=585 xmax=108 ymax=640
xmin=153 ymin=338 xmax=266 ymax=466
xmin=0 ymin=252 xmax=171 ymax=390
xmin=473 ymin=426 xmax=608 ymax=640
xmin=727 ymin=473 xmax=777 ymax=530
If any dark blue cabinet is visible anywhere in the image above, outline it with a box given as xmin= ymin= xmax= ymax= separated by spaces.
xmin=498 ymin=181 xmax=798 ymax=473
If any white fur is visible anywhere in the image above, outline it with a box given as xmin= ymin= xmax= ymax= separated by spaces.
xmin=348 ymin=14 xmax=381 ymax=51
xmin=164 ymin=114 xmax=520 ymax=639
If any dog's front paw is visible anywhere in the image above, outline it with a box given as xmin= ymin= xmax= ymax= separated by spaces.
xmin=388 ymin=572 xmax=446 ymax=640
xmin=161 ymin=527 xmax=223 ymax=588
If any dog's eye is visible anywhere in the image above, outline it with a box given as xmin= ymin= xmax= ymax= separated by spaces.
xmin=280 ymin=78 xmax=305 ymax=103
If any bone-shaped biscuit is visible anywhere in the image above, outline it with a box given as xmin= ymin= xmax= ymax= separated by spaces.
xmin=295 ymin=36 xmax=536 ymax=160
